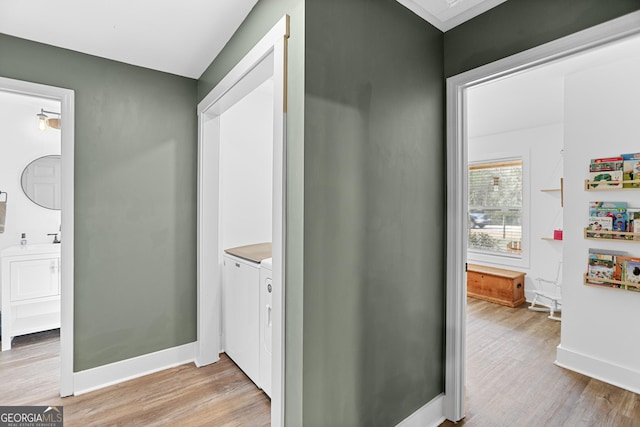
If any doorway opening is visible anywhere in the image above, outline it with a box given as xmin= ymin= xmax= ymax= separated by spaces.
xmin=196 ymin=15 xmax=288 ymax=427
xmin=444 ymin=11 xmax=640 ymax=422
xmin=0 ymin=77 xmax=75 ymax=397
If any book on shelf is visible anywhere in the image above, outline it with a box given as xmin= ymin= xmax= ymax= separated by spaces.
xmin=628 ymin=208 xmax=640 ymax=234
xmin=587 ymin=216 xmax=613 ymax=232
xmin=587 ymin=216 xmax=614 ymax=239
xmin=614 ymin=255 xmax=626 ymax=282
xmin=587 ymin=248 xmax=627 ymax=287
xmin=589 ymin=157 xmax=623 ymax=188
xmin=624 ymin=258 xmax=640 ymax=287
xmin=591 ymin=156 xmax=625 ymax=165
xmin=615 ymin=255 xmax=640 ymax=290
xmin=621 ymin=153 xmax=640 ymax=188
xmin=588 ymin=256 xmax=615 ymax=286
xmin=588 ymin=201 xmax=629 ymax=238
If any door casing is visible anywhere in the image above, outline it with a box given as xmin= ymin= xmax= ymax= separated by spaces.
xmin=0 ymin=76 xmax=75 ymax=397
xmin=444 ymin=10 xmax=640 ymax=422
xmin=196 ymin=15 xmax=289 ymax=427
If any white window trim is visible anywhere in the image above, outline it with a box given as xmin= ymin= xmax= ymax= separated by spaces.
xmin=467 ymin=151 xmax=530 ymax=270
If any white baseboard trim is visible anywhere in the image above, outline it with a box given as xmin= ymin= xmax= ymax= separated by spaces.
xmin=396 ymin=393 xmax=446 ymax=427
xmin=73 ymin=342 xmax=196 ymax=395
xmin=556 ymin=345 xmax=640 ymax=395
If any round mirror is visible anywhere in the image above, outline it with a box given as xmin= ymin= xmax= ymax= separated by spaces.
xmin=21 ymin=155 xmax=61 ymax=210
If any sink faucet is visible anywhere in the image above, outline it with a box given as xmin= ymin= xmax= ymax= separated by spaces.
xmin=48 ymin=231 xmax=61 ymax=244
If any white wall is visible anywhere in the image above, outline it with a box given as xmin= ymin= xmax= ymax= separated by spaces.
xmin=558 ymin=53 xmax=640 ymax=392
xmin=0 ymin=91 xmax=61 ymax=251
xmin=468 ymin=124 xmax=563 ymax=300
xmin=220 ymin=79 xmax=273 ymax=250
xmin=0 ymin=91 xmax=61 ymax=309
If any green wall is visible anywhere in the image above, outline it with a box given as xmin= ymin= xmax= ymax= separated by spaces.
xmin=444 ymin=0 xmax=640 ymax=77
xmin=197 ymin=0 xmax=306 ymax=424
xmin=201 ymin=0 xmax=445 ymax=425
xmin=0 ymin=34 xmax=198 ymax=371
xmin=3 ymin=0 xmax=630 ymax=422
xmin=304 ymin=0 xmax=444 ymax=425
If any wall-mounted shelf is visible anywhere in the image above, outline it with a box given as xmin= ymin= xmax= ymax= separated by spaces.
xmin=584 ymin=228 xmax=640 ymax=241
xmin=584 ymin=179 xmax=640 ymax=191
xmin=541 ymin=237 xmax=562 ymax=241
xmin=541 ymin=178 xmax=564 ymax=206
xmin=583 ymin=273 xmax=640 ymax=291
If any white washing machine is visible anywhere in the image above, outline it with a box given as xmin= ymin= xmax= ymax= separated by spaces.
xmin=259 ymin=257 xmax=273 ymax=397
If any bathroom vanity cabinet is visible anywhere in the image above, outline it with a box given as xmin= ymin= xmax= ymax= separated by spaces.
xmin=1 ymin=244 xmax=61 ymax=351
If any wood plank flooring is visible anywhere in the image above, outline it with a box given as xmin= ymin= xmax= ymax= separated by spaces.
xmin=441 ymin=298 xmax=640 ymax=426
xmin=3 ymin=300 xmax=640 ymax=426
xmin=0 ymin=330 xmax=270 ymax=426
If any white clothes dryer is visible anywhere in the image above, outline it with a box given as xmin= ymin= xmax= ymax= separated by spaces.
xmin=259 ymin=257 xmax=273 ymax=397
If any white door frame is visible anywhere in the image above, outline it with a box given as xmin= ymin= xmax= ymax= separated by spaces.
xmin=444 ymin=11 xmax=640 ymax=422
xmin=0 ymin=76 xmax=75 ymax=397
xmin=195 ymin=15 xmax=289 ymax=427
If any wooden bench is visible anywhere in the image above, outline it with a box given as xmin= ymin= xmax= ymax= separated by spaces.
xmin=467 ymin=264 xmax=526 ymax=307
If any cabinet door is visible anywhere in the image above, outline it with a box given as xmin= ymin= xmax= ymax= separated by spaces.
xmin=223 ymin=256 xmax=260 ymax=385
xmin=10 ymin=257 xmax=60 ymax=302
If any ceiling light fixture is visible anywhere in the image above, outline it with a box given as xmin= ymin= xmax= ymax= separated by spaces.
xmin=446 ymin=0 xmax=463 ymax=8
xmin=36 ymin=108 xmax=61 ymax=131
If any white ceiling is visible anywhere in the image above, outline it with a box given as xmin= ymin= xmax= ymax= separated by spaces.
xmin=467 ymin=33 xmax=640 ymax=139
xmin=397 ymin=0 xmax=509 ymax=31
xmin=0 ymin=0 xmax=505 ymax=80
xmin=0 ymin=0 xmax=259 ymax=79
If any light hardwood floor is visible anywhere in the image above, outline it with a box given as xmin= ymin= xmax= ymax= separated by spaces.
xmin=441 ymin=298 xmax=640 ymax=427
xmin=3 ymin=300 xmax=640 ymax=426
xmin=0 ymin=331 xmax=270 ymax=426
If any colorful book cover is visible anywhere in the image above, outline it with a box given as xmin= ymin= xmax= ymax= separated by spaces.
xmin=627 ymin=208 xmax=640 ymax=236
xmin=591 ymin=156 xmax=624 ymax=165
xmin=614 ymin=255 xmax=629 ymax=282
xmin=621 ymin=153 xmax=640 ymax=188
xmin=589 ymin=157 xmax=623 ymax=188
xmin=587 ymin=252 xmax=615 ymax=286
xmin=589 ymin=201 xmax=627 ymax=216
xmin=624 ymin=258 xmax=640 ymax=286
xmin=587 ymin=216 xmax=613 ymax=238
xmin=588 ymin=202 xmax=628 ymax=236
xmin=612 ymin=254 xmax=640 ymax=291
xmin=589 ymin=170 xmax=623 ymax=188
xmin=613 ymin=255 xmax=640 ymax=289
xmin=588 ymin=248 xmax=627 ymax=287
xmin=587 ymin=216 xmax=613 ymax=231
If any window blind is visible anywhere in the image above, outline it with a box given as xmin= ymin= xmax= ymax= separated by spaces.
xmin=468 ymin=159 xmax=523 ymax=257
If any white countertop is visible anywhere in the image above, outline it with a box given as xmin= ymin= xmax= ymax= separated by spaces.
xmin=224 ymin=242 xmax=272 ymax=263
xmin=261 ymin=257 xmax=273 ymax=270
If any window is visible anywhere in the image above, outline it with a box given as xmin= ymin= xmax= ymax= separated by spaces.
xmin=468 ymin=159 xmax=523 ymax=258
